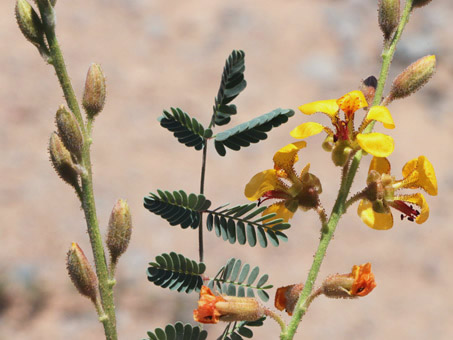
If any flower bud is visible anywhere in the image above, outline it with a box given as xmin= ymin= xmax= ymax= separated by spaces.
xmin=412 ymin=0 xmax=433 ymax=9
xmin=83 ymin=63 xmax=106 ymax=118
xmin=388 ymin=55 xmax=436 ymax=102
xmin=66 ymin=242 xmax=98 ymax=303
xmin=322 ymin=135 xmax=334 ymax=152
xmin=274 ymin=283 xmax=303 ymax=316
xmin=15 ymin=0 xmax=45 ymax=46
xmin=378 ymin=0 xmax=400 ymax=41
xmin=106 ymin=199 xmax=132 ymax=264
xmin=49 ymin=132 xmax=80 ymax=189
xmin=55 ymin=105 xmax=84 ymax=162
xmin=194 ymin=286 xmax=264 ymax=324
xmin=321 ymin=263 xmax=376 ymax=299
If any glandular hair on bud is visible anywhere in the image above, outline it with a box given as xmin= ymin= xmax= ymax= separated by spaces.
xmin=83 ymin=63 xmax=106 ymax=118
xmin=412 ymin=0 xmax=433 ymax=9
xmin=55 ymin=105 xmax=84 ymax=162
xmin=107 ymin=199 xmax=132 ymax=264
xmin=378 ymin=0 xmax=400 ymax=41
xmin=67 ymin=243 xmax=98 ymax=303
xmin=49 ymin=132 xmax=80 ymax=189
xmin=15 ymin=0 xmax=45 ymax=46
xmin=389 ymin=55 xmax=436 ymax=101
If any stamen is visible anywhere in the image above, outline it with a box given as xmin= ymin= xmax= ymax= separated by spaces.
xmin=392 ymin=201 xmax=420 ymax=222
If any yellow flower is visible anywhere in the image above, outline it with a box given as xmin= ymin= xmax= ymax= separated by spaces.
xmin=244 ymin=141 xmax=322 ymax=224
xmin=291 ymin=90 xmax=395 ymax=159
xmin=358 ymin=156 xmax=438 ymax=230
xmin=193 ymin=286 xmax=264 ymax=324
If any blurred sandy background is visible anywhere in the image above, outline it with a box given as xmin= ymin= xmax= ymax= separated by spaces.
xmin=1 ymin=0 xmax=452 ymax=339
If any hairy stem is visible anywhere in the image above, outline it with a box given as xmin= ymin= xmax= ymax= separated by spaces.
xmin=280 ymin=2 xmax=414 ymax=339
xmin=37 ymin=2 xmax=118 ymax=339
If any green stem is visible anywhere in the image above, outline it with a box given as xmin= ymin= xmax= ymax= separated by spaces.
xmin=199 ymin=141 xmax=208 ymax=263
xmin=280 ymin=2 xmax=414 ymax=339
xmin=264 ymin=308 xmax=286 ymax=333
xmin=37 ymin=2 xmax=118 ymax=339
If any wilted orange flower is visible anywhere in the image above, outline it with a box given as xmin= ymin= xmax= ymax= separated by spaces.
xmin=274 ymin=283 xmax=303 ymax=316
xmin=193 ymin=286 xmax=264 ymax=324
xmin=322 ymin=263 xmax=377 ymax=298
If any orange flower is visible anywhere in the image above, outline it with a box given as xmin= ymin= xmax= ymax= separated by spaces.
xmin=193 ymin=286 xmax=264 ymax=324
xmin=350 ymin=263 xmax=377 ymax=297
xmin=322 ymin=263 xmax=377 ymax=298
xmin=274 ymin=283 xmax=303 ymax=316
xmin=193 ymin=286 xmax=226 ymax=324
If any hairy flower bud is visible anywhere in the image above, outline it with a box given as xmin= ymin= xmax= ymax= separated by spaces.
xmin=388 ymin=55 xmax=436 ymax=102
xmin=106 ymin=199 xmax=132 ymax=264
xmin=67 ymin=243 xmax=98 ymax=303
xmin=83 ymin=63 xmax=106 ymax=118
xmin=49 ymin=132 xmax=80 ymax=189
xmin=412 ymin=0 xmax=433 ymax=9
xmin=378 ymin=0 xmax=400 ymax=41
xmin=15 ymin=0 xmax=45 ymax=46
xmin=55 ymin=105 xmax=84 ymax=162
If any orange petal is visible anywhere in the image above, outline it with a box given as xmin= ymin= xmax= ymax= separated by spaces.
xmin=337 ymin=90 xmax=368 ymax=117
xmin=350 ymin=263 xmax=377 ymax=297
xmin=193 ymin=286 xmax=226 ymax=324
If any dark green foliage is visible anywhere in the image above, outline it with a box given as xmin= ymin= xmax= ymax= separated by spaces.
xmin=158 ymin=108 xmax=213 ymax=151
xmin=144 ymin=322 xmax=208 ymax=340
xmin=206 ymin=203 xmax=290 ymax=247
xmin=147 ymin=252 xmax=206 ymax=293
xmin=214 ymin=108 xmax=295 ymax=156
xmin=217 ymin=317 xmax=266 ymax=340
xmin=212 ymin=50 xmax=247 ymax=127
xmin=207 ymin=258 xmax=272 ymax=302
xmin=144 ymin=190 xmax=211 ymax=230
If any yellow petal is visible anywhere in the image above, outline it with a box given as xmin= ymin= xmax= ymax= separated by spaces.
xmin=290 ymin=122 xmax=326 ymax=139
xmin=273 ymin=141 xmax=307 ymax=171
xmin=262 ymin=202 xmax=295 ymax=224
xmin=356 ymin=133 xmax=394 ymax=157
xmin=245 ymin=169 xmax=281 ymax=201
xmin=336 ymin=90 xmax=368 ymax=117
xmin=366 ymin=106 xmax=395 ymax=129
xmin=399 ymin=193 xmax=430 ymax=224
xmin=298 ymin=99 xmax=339 ymax=118
xmin=402 ymin=156 xmax=438 ymax=196
xmin=369 ymin=156 xmax=391 ymax=175
xmin=357 ymin=200 xmax=393 ymax=230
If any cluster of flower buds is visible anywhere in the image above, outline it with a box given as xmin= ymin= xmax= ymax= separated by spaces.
xmin=49 ymin=105 xmax=84 ymax=191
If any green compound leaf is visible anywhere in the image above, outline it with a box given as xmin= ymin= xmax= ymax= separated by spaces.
xmin=217 ymin=318 xmax=266 ymax=340
xmin=214 ymin=108 xmax=295 ymax=156
xmin=144 ymin=190 xmax=211 ymax=230
xmin=206 ymin=203 xmax=290 ymax=248
xmin=212 ymin=50 xmax=247 ymax=127
xmin=147 ymin=252 xmax=206 ymax=294
xmin=144 ymin=322 xmax=208 ymax=340
xmin=207 ymin=258 xmax=272 ymax=302
xmin=158 ymin=108 xmax=213 ymax=151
